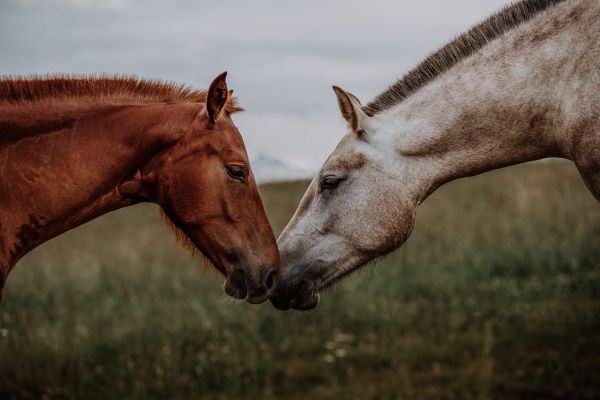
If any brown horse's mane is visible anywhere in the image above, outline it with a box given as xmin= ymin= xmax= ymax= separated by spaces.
xmin=363 ymin=0 xmax=566 ymax=116
xmin=0 ymin=74 xmax=243 ymax=113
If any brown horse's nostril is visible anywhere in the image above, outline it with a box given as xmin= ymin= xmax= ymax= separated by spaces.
xmin=224 ymin=268 xmax=247 ymax=300
xmin=264 ymin=269 xmax=279 ymax=292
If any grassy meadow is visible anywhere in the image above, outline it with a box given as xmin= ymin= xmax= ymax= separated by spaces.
xmin=0 ymin=160 xmax=599 ymax=399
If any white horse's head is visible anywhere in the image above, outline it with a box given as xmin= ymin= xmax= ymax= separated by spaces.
xmin=271 ymin=87 xmax=420 ymax=310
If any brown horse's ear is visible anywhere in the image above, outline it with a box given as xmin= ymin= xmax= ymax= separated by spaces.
xmin=332 ymin=86 xmax=368 ymax=137
xmin=206 ymin=71 xmax=229 ymax=124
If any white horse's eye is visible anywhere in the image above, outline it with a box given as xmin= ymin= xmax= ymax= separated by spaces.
xmin=320 ymin=175 xmax=343 ymax=191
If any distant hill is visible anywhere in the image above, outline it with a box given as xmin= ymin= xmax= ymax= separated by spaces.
xmin=250 ymin=154 xmax=312 ymax=184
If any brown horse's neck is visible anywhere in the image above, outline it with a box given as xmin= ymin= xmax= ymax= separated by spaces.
xmin=0 ymin=100 xmax=196 ymax=280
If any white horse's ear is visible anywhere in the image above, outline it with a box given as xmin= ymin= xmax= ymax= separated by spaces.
xmin=332 ymin=86 xmax=368 ymax=137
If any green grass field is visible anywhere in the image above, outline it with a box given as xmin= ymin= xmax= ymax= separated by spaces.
xmin=1 ymin=160 xmax=599 ymax=399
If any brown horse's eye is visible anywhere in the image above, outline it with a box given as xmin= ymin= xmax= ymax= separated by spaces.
xmin=226 ymin=165 xmax=247 ymax=182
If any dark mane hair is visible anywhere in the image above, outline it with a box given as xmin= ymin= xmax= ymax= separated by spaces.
xmin=0 ymin=74 xmax=242 ymax=113
xmin=363 ymin=0 xmax=566 ymax=116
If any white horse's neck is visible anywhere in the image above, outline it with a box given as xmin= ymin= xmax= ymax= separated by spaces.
xmin=370 ymin=0 xmax=584 ymax=202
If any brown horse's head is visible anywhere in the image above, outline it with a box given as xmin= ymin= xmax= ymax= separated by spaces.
xmin=135 ymin=73 xmax=280 ymax=304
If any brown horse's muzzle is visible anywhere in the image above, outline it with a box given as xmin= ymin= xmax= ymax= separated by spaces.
xmin=223 ymin=264 xmax=280 ymax=304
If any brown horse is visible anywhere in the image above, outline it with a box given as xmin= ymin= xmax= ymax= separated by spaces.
xmin=0 ymin=72 xmax=281 ymax=304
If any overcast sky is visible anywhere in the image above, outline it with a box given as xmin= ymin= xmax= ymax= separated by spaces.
xmin=0 ymin=0 xmax=512 ymax=169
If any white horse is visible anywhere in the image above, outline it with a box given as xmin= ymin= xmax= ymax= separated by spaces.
xmin=271 ymin=0 xmax=600 ymax=310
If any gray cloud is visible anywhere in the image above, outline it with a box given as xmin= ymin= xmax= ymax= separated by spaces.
xmin=1 ymin=0 xmax=511 ymax=168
